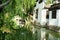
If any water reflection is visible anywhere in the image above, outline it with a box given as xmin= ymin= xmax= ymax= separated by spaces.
xmin=35 ymin=28 xmax=60 ymax=40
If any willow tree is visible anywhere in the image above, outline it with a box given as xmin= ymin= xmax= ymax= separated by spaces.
xmin=22 ymin=0 xmax=36 ymax=14
xmin=0 ymin=0 xmax=36 ymax=40
xmin=14 ymin=0 xmax=36 ymax=19
xmin=0 ymin=0 xmax=36 ymax=32
xmin=46 ymin=0 xmax=54 ymax=4
xmin=46 ymin=0 xmax=57 ymax=4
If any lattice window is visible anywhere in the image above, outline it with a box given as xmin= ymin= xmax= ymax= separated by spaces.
xmin=52 ymin=10 xmax=56 ymax=19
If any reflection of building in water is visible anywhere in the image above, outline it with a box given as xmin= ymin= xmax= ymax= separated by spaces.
xmin=36 ymin=28 xmax=49 ymax=40
xmin=34 ymin=28 xmax=41 ymax=40
xmin=41 ymin=29 xmax=46 ymax=40
xmin=48 ymin=32 xmax=60 ymax=40
xmin=41 ymin=28 xmax=49 ymax=40
xmin=35 ymin=28 xmax=60 ymax=40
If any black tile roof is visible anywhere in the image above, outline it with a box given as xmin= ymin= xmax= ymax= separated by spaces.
xmin=49 ymin=3 xmax=60 ymax=11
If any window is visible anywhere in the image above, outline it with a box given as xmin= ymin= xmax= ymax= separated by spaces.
xmin=46 ymin=11 xmax=49 ymax=19
xmin=58 ymin=0 xmax=60 ymax=2
xmin=52 ymin=10 xmax=56 ymax=18
xmin=36 ymin=9 xmax=38 ymax=19
xmin=39 ymin=0 xmax=43 ymax=4
xmin=34 ymin=4 xmax=36 ymax=7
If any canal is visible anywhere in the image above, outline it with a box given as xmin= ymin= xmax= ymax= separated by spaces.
xmin=34 ymin=28 xmax=60 ymax=40
xmin=0 ymin=27 xmax=60 ymax=40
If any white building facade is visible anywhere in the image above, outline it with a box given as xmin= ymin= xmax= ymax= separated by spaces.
xmin=33 ymin=0 xmax=60 ymax=27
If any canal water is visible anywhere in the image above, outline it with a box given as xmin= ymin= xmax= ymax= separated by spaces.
xmin=34 ymin=28 xmax=60 ymax=40
xmin=0 ymin=27 xmax=60 ymax=40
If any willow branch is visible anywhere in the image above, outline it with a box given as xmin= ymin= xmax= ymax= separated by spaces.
xmin=0 ymin=0 xmax=11 ymax=8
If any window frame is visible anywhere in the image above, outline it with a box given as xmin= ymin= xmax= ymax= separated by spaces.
xmin=52 ymin=10 xmax=56 ymax=19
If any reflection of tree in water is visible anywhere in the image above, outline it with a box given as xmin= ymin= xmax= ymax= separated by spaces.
xmin=48 ymin=30 xmax=60 ymax=40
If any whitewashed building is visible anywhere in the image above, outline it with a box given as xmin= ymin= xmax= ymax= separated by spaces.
xmin=48 ymin=3 xmax=60 ymax=27
xmin=33 ymin=0 xmax=60 ymax=27
xmin=33 ymin=0 xmax=50 ymax=26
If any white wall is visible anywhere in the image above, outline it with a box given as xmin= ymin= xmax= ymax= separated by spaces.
xmin=41 ymin=28 xmax=46 ymax=40
xmin=33 ymin=10 xmax=36 ymax=22
xmin=48 ymin=11 xmax=57 ymax=26
xmin=35 ymin=2 xmax=45 ymax=24
xmin=57 ymin=9 xmax=60 ymax=27
xmin=39 ymin=2 xmax=45 ymax=10
xmin=49 ymin=19 xmax=57 ymax=26
xmin=38 ymin=9 xmax=41 ymax=22
xmin=38 ymin=9 xmax=47 ymax=25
